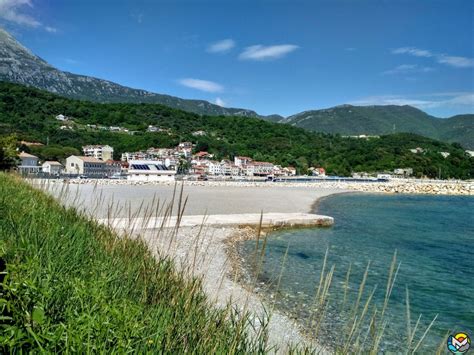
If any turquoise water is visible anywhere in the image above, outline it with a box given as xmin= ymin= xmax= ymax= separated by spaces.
xmin=239 ymin=193 xmax=474 ymax=352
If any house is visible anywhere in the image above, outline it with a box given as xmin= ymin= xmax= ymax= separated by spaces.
xmin=207 ymin=161 xmax=223 ymax=176
xmin=393 ymin=168 xmax=413 ymax=177
xmin=285 ymin=167 xmax=297 ymax=176
xmin=466 ymin=150 xmax=474 ymax=157
xmin=127 ymin=160 xmax=177 ymax=182
xmin=55 ymin=114 xmax=66 ymax=121
xmin=243 ymin=164 xmax=255 ymax=176
xmin=192 ymin=130 xmax=206 ymax=136
xmin=234 ymin=156 xmax=252 ymax=166
xmin=440 ymin=152 xmax=450 ymax=158
xmin=82 ymin=145 xmax=114 ymax=161
xmin=191 ymin=165 xmax=207 ymax=176
xmin=105 ymin=160 xmax=122 ymax=177
xmin=18 ymin=152 xmax=40 ymax=174
xmin=65 ymin=156 xmax=107 ymax=177
xmin=121 ymin=151 xmax=148 ymax=162
xmin=194 ymin=151 xmax=213 ymax=160
xmin=409 ymin=147 xmax=425 ymax=154
xmin=252 ymin=162 xmax=274 ymax=176
xmin=147 ymin=125 xmax=160 ymax=132
xmin=42 ymin=161 xmax=63 ymax=175
xmin=309 ymin=167 xmax=326 ymax=177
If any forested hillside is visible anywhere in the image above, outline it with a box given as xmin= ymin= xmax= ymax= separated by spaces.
xmin=280 ymin=105 xmax=474 ymax=149
xmin=0 ymin=82 xmax=472 ymax=179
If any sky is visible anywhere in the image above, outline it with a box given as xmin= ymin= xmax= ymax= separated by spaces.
xmin=0 ymin=0 xmax=473 ymax=117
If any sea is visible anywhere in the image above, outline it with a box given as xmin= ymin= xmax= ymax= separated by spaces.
xmin=238 ymin=193 xmax=473 ymax=352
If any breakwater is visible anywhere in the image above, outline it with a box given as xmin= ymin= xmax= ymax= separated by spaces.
xmin=38 ymin=178 xmax=474 ymax=196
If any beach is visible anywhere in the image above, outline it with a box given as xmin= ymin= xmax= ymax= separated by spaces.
xmin=35 ymin=178 xmax=473 ymax=352
xmin=35 ymin=180 xmax=350 ymax=352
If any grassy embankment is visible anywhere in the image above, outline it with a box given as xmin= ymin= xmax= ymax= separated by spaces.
xmin=0 ymin=173 xmax=268 ymax=352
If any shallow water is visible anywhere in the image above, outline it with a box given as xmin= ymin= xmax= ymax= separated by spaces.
xmin=239 ymin=193 xmax=474 ymax=352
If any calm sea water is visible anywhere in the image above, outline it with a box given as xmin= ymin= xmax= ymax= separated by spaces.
xmin=238 ymin=193 xmax=474 ymax=352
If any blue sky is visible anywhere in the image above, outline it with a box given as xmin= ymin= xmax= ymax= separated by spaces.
xmin=1 ymin=0 xmax=473 ymax=117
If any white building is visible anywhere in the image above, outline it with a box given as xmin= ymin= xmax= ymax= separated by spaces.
xmin=18 ymin=152 xmax=40 ymax=174
xmin=409 ymin=147 xmax=424 ymax=154
xmin=55 ymin=114 xmax=66 ymax=121
xmin=440 ymin=152 xmax=450 ymax=158
xmin=65 ymin=156 xmax=107 ymax=176
xmin=284 ymin=167 xmax=297 ymax=176
xmin=42 ymin=161 xmax=63 ymax=175
xmin=207 ymin=161 xmax=224 ymax=176
xmin=394 ymin=168 xmax=413 ymax=177
xmin=127 ymin=160 xmax=177 ymax=182
xmin=252 ymin=162 xmax=274 ymax=176
xmin=234 ymin=156 xmax=252 ymax=166
xmin=82 ymin=145 xmax=114 ymax=161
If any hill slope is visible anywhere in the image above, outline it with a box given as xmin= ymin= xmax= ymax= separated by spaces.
xmin=280 ymin=105 xmax=474 ymax=148
xmin=0 ymin=82 xmax=472 ymax=179
xmin=0 ymin=27 xmax=268 ymax=118
xmin=0 ymin=28 xmax=471 ymax=147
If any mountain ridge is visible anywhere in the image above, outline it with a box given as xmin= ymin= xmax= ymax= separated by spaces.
xmin=274 ymin=104 xmax=473 ymax=148
xmin=0 ymin=27 xmax=472 ymax=148
xmin=0 ymin=27 xmax=278 ymax=119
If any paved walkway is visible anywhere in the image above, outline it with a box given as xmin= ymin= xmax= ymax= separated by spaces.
xmin=98 ymin=212 xmax=334 ymax=232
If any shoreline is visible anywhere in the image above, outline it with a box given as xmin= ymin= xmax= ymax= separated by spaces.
xmin=39 ymin=180 xmax=472 ymax=352
xmin=39 ymin=178 xmax=474 ymax=196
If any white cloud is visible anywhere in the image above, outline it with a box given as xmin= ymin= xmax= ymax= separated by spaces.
xmin=215 ymin=97 xmax=226 ymax=107
xmin=45 ymin=26 xmax=57 ymax=33
xmin=382 ymin=64 xmax=434 ymax=75
xmin=207 ymin=39 xmax=235 ymax=53
xmin=0 ymin=0 xmax=40 ymax=27
xmin=0 ymin=0 xmax=57 ymax=32
xmin=392 ymin=47 xmax=433 ymax=57
xmin=392 ymin=46 xmax=474 ymax=68
xmin=239 ymin=44 xmax=299 ymax=61
xmin=350 ymin=92 xmax=474 ymax=110
xmin=437 ymin=55 xmax=474 ymax=68
xmin=178 ymin=78 xmax=223 ymax=93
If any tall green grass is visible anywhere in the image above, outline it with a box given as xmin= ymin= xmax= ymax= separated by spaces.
xmin=0 ymin=174 xmax=268 ymax=353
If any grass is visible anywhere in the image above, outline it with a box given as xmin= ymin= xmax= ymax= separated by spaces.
xmin=0 ymin=173 xmax=268 ymax=353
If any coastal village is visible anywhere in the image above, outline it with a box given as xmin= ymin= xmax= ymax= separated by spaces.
xmin=16 ymin=142 xmax=305 ymax=181
xmin=14 ymin=112 xmax=473 ymax=182
xmin=17 ymin=140 xmax=474 ymax=182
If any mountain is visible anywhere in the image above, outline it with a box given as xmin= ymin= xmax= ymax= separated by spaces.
xmin=0 ymin=28 xmax=471 ymax=147
xmin=278 ymin=105 xmax=474 ymax=149
xmin=0 ymin=27 xmax=270 ymax=118
xmin=437 ymin=115 xmax=474 ymax=149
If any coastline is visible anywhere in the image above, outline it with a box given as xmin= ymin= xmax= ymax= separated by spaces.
xmin=38 ymin=180 xmax=473 ymax=352
xmin=40 ymin=180 xmax=343 ymax=352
